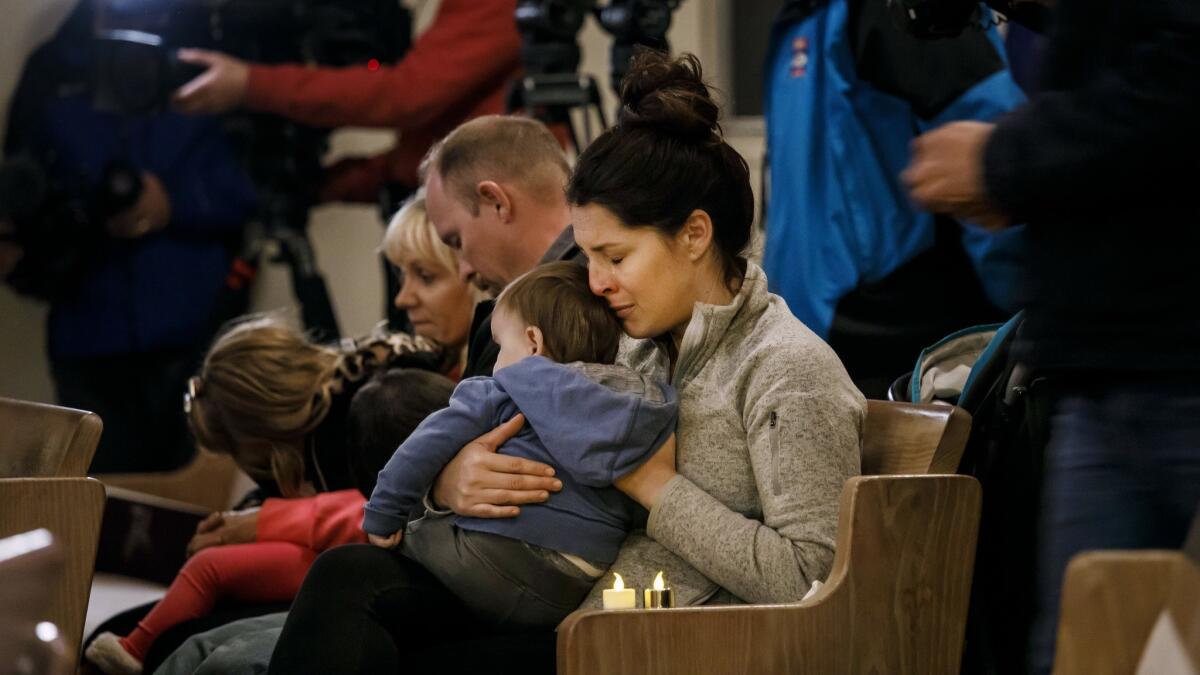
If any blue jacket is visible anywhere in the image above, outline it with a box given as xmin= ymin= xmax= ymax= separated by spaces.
xmin=8 ymin=14 xmax=258 ymax=358
xmin=762 ymin=0 xmax=1028 ymax=339
xmin=364 ymin=356 xmax=678 ymax=563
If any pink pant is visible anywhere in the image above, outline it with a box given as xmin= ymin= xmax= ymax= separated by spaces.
xmin=120 ymin=542 xmax=316 ymax=661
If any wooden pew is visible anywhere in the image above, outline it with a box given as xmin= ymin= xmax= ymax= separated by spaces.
xmin=0 ymin=396 xmax=102 ymax=478
xmin=0 ymin=529 xmax=74 ymax=675
xmin=1055 ymin=516 xmax=1200 ymax=675
xmin=0 ymin=478 xmax=106 ymax=670
xmin=0 ymin=397 xmax=108 ymax=669
xmin=557 ymin=401 xmax=979 ymax=675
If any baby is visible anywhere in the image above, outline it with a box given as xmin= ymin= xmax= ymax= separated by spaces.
xmin=364 ymin=261 xmax=677 ymax=626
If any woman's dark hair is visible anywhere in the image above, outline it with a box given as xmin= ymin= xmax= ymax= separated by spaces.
xmin=566 ymin=49 xmax=754 ymax=287
xmin=346 ymin=368 xmax=456 ymax=496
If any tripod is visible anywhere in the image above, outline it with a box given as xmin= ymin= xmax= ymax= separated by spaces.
xmin=508 ymin=1 xmax=608 ymax=148
xmin=212 ymin=117 xmax=342 ymax=342
xmin=508 ymin=1 xmax=682 ymax=147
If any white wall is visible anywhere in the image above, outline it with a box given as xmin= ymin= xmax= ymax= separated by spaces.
xmin=0 ymin=0 xmax=764 ymax=404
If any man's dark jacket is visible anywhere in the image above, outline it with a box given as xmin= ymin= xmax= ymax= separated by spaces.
xmin=984 ymin=0 xmax=1200 ymax=371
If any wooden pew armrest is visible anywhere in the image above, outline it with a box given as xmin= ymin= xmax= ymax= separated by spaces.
xmin=558 ymin=602 xmax=823 ymax=675
xmin=557 ymin=475 xmax=982 ymax=675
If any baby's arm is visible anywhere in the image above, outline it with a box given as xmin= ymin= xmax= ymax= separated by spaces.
xmin=362 ymin=378 xmax=507 ymax=536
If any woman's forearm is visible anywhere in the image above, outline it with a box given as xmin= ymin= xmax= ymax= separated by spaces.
xmin=647 ymin=475 xmax=835 ymax=604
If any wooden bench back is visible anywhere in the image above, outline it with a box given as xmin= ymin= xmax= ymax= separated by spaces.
xmin=0 ymin=477 xmax=106 ymax=668
xmin=557 ymin=402 xmax=981 ymax=674
xmin=862 ymin=400 xmax=971 ymax=476
xmin=0 ymin=397 xmax=102 ymax=478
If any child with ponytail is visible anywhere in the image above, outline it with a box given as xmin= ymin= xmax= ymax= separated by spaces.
xmin=85 ymin=318 xmax=456 ymax=674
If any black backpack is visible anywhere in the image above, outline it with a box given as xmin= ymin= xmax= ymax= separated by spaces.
xmin=891 ymin=312 xmax=1055 ymax=675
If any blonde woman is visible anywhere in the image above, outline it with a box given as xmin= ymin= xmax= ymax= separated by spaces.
xmin=85 ymin=195 xmax=486 ymax=672
xmin=383 ymin=190 xmax=487 ymax=379
xmin=85 ymin=317 xmax=458 ymax=674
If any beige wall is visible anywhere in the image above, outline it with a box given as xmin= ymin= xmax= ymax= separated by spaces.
xmin=0 ymin=0 xmax=764 ymax=404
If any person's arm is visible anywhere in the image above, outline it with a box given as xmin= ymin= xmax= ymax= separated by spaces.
xmin=983 ymin=0 xmax=1200 ymax=223
xmin=256 ymin=489 xmax=369 ymax=551
xmin=493 ymin=358 xmax=679 ymax=487
xmin=178 ymin=0 xmax=519 ymax=129
xmin=641 ymin=350 xmax=863 ymax=604
xmin=361 ymin=379 xmax=507 ymax=536
xmin=426 ymin=311 xmax=561 ymax=517
xmin=318 ymin=152 xmax=396 ymax=203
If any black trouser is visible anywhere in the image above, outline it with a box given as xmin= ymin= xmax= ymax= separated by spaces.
xmin=268 ymin=545 xmax=557 ymax=674
xmin=51 ymin=347 xmax=200 ymax=473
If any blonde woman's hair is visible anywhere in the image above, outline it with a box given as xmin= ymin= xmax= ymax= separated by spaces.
xmin=188 ymin=316 xmax=442 ymax=496
xmin=383 ymin=191 xmax=459 ymax=277
xmin=383 ymin=191 xmax=488 ymax=307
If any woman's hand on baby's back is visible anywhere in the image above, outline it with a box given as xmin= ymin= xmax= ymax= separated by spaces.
xmin=431 ymin=414 xmax=563 ymax=518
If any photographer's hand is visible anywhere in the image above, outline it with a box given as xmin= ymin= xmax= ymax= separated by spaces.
xmin=173 ymin=49 xmax=250 ymax=115
xmin=108 ymin=173 xmax=171 ymax=239
xmin=903 ymin=121 xmax=1011 ymax=231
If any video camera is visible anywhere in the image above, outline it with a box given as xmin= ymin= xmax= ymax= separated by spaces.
xmin=1 ymin=0 xmax=410 ymax=338
xmin=510 ymin=0 xmax=682 ymax=149
xmin=0 ymin=156 xmax=143 ymax=300
xmin=91 ymin=0 xmax=410 ymax=115
xmin=886 ymin=0 xmax=1051 ymax=39
xmin=95 ymin=0 xmax=412 ymax=341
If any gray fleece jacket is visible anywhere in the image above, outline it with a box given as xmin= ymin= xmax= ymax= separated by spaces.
xmin=581 ymin=262 xmax=865 ymax=607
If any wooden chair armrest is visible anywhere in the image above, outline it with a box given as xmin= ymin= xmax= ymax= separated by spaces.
xmin=558 ymin=601 xmax=829 ymax=675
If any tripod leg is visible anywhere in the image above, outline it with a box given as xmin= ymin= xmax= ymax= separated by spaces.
xmin=276 ymin=229 xmax=341 ymax=342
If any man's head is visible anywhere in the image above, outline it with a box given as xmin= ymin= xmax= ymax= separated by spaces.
xmin=491 ymin=261 xmax=622 ymax=373
xmin=423 ymin=115 xmax=571 ymax=294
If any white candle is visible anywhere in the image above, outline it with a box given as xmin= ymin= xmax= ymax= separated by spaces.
xmin=602 ymin=572 xmax=637 ymax=610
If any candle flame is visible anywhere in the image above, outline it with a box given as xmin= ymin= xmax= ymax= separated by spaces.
xmin=612 ymin=572 xmax=625 ymax=592
xmin=653 ymin=571 xmax=665 ymax=591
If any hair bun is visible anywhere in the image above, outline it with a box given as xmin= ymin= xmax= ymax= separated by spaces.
xmin=617 ymin=50 xmax=720 ymax=142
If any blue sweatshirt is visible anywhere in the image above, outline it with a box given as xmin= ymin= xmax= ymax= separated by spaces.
xmin=363 ymin=356 xmax=678 ymax=563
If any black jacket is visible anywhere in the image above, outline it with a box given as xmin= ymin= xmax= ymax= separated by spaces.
xmin=984 ymin=0 xmax=1200 ymax=371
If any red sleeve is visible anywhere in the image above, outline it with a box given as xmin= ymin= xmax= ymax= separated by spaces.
xmin=256 ymin=489 xmax=368 ymax=551
xmin=243 ymin=0 xmax=521 ymax=130
xmin=318 ymin=152 xmax=396 ymax=203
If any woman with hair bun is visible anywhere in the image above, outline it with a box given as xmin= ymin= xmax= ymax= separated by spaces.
xmin=564 ymin=49 xmax=864 ymax=608
xmin=268 ymin=50 xmax=864 ymax=673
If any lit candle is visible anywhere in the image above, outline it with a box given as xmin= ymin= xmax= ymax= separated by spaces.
xmin=643 ymin=571 xmax=675 ymax=609
xmin=602 ymin=572 xmax=637 ymax=610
